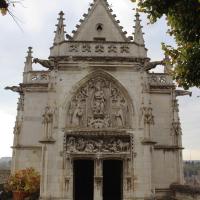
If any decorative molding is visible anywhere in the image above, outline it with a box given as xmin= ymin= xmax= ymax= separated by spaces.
xmin=147 ymin=73 xmax=174 ymax=89
xmin=50 ymin=41 xmax=148 ymax=59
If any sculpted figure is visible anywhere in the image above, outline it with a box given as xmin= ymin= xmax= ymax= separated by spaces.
xmin=33 ymin=58 xmax=54 ymax=70
xmin=117 ymin=139 xmax=130 ymax=152
xmin=42 ymin=106 xmax=53 ymax=139
xmin=72 ymin=104 xmax=83 ymax=126
xmin=76 ymin=138 xmax=86 ymax=151
xmin=66 ymin=137 xmax=76 ymax=152
xmin=85 ymin=141 xmax=96 ymax=153
xmin=115 ymin=108 xmax=124 ymax=127
xmin=92 ymin=81 xmax=105 ymax=116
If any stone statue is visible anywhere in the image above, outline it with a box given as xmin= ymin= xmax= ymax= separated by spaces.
xmin=115 ymin=107 xmax=124 ymax=127
xmin=42 ymin=106 xmax=53 ymax=139
xmin=71 ymin=104 xmax=83 ymax=126
xmin=92 ymin=81 xmax=106 ymax=116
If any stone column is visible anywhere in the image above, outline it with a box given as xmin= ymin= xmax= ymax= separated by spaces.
xmin=94 ymin=159 xmax=103 ymax=200
xmin=64 ymin=156 xmax=73 ymax=200
xmin=123 ymin=158 xmax=133 ymax=200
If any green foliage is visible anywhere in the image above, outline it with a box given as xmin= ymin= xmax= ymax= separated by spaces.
xmin=132 ymin=0 xmax=200 ymax=89
xmin=0 ymin=0 xmax=9 ymax=15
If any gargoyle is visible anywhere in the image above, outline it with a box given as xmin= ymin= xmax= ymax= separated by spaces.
xmin=66 ymin=34 xmax=72 ymax=40
xmin=144 ymin=60 xmax=164 ymax=71
xmin=175 ymin=90 xmax=192 ymax=97
xmin=33 ymin=58 xmax=54 ymax=70
xmin=5 ymin=86 xmax=23 ymax=94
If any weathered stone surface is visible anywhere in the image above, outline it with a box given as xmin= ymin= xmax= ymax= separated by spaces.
xmin=7 ymin=0 xmax=191 ymax=199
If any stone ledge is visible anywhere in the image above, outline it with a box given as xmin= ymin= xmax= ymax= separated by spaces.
xmin=170 ymin=183 xmax=200 ymax=195
xmin=154 ymin=145 xmax=183 ymax=151
xmin=141 ymin=138 xmax=157 ymax=145
xmin=39 ymin=137 xmax=56 ymax=144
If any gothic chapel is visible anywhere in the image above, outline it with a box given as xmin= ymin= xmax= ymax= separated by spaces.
xmin=7 ymin=0 xmax=191 ymax=199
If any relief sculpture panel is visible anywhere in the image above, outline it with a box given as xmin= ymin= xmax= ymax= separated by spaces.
xmin=67 ymin=75 xmax=131 ymax=129
xmin=64 ymin=135 xmax=131 ymax=154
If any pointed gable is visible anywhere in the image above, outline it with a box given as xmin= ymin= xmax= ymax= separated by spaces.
xmin=72 ymin=0 xmax=129 ymax=42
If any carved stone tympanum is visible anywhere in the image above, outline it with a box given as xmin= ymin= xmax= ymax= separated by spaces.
xmin=67 ymin=75 xmax=131 ymax=129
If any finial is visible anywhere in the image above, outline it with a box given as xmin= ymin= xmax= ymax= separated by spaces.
xmin=54 ymin=11 xmax=66 ymax=44
xmin=24 ymin=47 xmax=33 ymax=73
xmin=133 ymin=10 xmax=145 ymax=45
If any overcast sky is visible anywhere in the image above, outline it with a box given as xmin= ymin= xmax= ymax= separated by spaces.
xmin=0 ymin=0 xmax=199 ymax=160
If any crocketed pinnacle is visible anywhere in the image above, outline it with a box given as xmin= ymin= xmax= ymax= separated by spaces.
xmin=54 ymin=11 xmax=66 ymax=44
xmin=134 ymin=10 xmax=145 ymax=45
xmin=24 ymin=47 xmax=33 ymax=72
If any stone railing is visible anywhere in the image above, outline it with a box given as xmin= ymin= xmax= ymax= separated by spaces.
xmin=147 ymin=73 xmax=174 ymax=88
xmin=28 ymin=71 xmax=49 ymax=84
xmin=170 ymin=184 xmax=200 ymax=200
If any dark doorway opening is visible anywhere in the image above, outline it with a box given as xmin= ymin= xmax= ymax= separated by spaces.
xmin=103 ymin=160 xmax=123 ymax=200
xmin=73 ymin=160 xmax=94 ymax=200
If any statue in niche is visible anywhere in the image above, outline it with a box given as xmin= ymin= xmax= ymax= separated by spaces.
xmin=71 ymin=103 xmax=83 ymax=126
xmin=42 ymin=106 xmax=53 ymax=139
xmin=115 ymin=108 xmax=124 ymax=127
xmin=92 ymin=81 xmax=106 ymax=117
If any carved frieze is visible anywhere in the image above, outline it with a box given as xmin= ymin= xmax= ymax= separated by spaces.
xmin=67 ymin=43 xmax=130 ymax=54
xmin=67 ymin=75 xmax=131 ymax=129
xmin=64 ymin=135 xmax=131 ymax=154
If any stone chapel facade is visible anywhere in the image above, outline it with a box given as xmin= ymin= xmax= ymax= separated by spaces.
xmin=7 ymin=0 xmax=191 ymax=199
